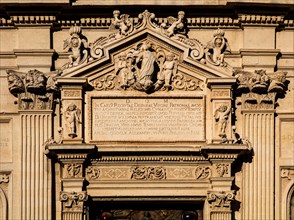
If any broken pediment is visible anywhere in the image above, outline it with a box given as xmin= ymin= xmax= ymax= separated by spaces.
xmin=59 ymin=10 xmax=233 ymax=93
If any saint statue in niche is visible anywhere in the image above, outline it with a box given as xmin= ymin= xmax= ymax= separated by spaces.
xmin=65 ymin=103 xmax=81 ymax=138
xmin=214 ymin=104 xmax=231 ymax=143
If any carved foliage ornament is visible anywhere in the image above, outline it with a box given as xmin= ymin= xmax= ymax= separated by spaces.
xmin=6 ymin=69 xmax=58 ymax=110
xmin=234 ymin=69 xmax=287 ymax=109
xmin=61 ymin=10 xmax=230 ymax=72
xmin=131 ymin=166 xmax=166 ymax=180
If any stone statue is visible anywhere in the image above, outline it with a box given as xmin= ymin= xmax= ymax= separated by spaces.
xmin=160 ymin=11 xmax=187 ymax=37
xmin=134 ymin=43 xmax=156 ymax=91
xmin=65 ymin=103 xmax=81 ymax=138
xmin=214 ymin=104 xmax=230 ymax=143
xmin=111 ymin=10 xmax=133 ymax=38
xmin=63 ymin=26 xmax=88 ymax=67
xmin=115 ymin=52 xmax=135 ymax=89
xmin=155 ymin=52 xmax=178 ymax=90
xmin=206 ymin=29 xmax=230 ymax=66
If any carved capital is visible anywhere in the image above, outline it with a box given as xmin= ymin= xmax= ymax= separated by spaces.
xmin=60 ymin=191 xmax=88 ymax=211
xmin=207 ymin=191 xmax=235 ymax=210
xmin=234 ymin=69 xmax=288 ymax=110
xmin=6 ymin=69 xmax=59 ymax=110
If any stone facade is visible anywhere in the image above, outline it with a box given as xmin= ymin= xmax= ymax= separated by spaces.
xmin=0 ymin=1 xmax=293 ymax=220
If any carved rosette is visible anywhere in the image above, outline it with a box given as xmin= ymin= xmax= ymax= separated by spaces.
xmin=60 ymin=191 xmax=88 ymax=211
xmin=207 ymin=191 xmax=235 ymax=210
xmin=61 ymin=10 xmax=231 ymax=73
xmin=6 ymin=69 xmax=58 ymax=110
xmin=234 ymin=69 xmax=287 ymax=110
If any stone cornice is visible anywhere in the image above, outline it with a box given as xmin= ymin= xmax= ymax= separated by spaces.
xmin=0 ymin=14 xmax=293 ymax=29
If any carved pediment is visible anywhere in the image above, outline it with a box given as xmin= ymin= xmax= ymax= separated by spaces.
xmin=59 ymin=10 xmax=233 ymax=93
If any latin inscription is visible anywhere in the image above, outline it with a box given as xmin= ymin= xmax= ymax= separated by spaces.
xmin=92 ymin=98 xmax=204 ymax=142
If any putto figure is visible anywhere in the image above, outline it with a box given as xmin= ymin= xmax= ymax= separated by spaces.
xmin=206 ymin=29 xmax=230 ymax=66
xmin=111 ymin=10 xmax=134 ymax=39
xmin=65 ymin=103 xmax=81 ymax=138
xmin=155 ymin=52 xmax=178 ymax=90
xmin=214 ymin=104 xmax=231 ymax=143
xmin=160 ymin=11 xmax=187 ymax=37
xmin=63 ymin=26 xmax=88 ymax=67
xmin=115 ymin=52 xmax=135 ymax=89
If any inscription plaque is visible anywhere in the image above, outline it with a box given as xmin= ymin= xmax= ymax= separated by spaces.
xmin=91 ymin=97 xmax=204 ymax=142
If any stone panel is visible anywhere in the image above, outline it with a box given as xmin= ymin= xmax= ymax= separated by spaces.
xmin=91 ymin=96 xmax=205 ymax=142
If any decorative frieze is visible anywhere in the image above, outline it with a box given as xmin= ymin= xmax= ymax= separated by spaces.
xmin=86 ymin=166 xmax=100 ymax=180
xmin=131 ymin=166 xmax=166 ymax=180
xmin=195 ymin=166 xmax=212 ymax=180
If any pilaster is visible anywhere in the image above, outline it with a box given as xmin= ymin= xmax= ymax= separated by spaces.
xmin=5 ymin=68 xmax=58 ymax=220
xmin=234 ymin=69 xmax=288 ymax=219
xmin=47 ymin=144 xmax=96 ymax=220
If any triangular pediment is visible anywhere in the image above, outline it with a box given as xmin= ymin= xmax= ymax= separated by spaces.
xmin=60 ymin=10 xmax=234 ymax=92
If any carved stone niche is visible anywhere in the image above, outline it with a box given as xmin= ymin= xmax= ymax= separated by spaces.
xmin=207 ymin=78 xmax=236 ymax=144
xmin=57 ymin=78 xmax=87 ymax=144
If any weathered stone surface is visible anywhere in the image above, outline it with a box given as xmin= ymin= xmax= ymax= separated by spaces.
xmin=0 ymin=2 xmax=293 ymax=220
